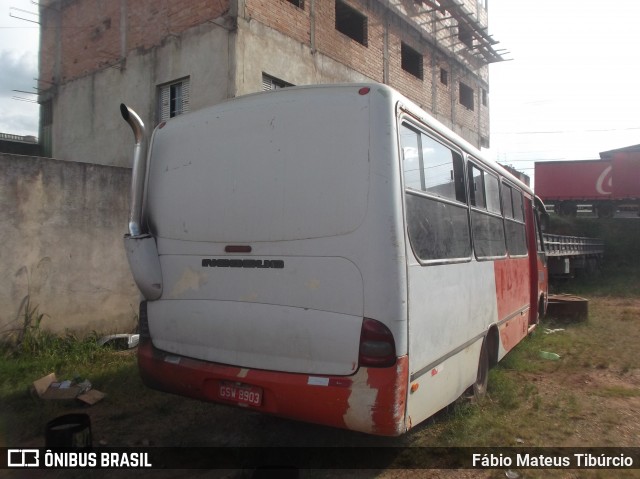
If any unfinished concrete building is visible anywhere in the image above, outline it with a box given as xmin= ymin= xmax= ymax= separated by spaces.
xmin=38 ymin=0 xmax=504 ymax=166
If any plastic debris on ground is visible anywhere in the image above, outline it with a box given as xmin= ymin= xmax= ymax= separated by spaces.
xmin=97 ymin=333 xmax=140 ymax=349
xmin=544 ymin=328 xmax=565 ymax=334
xmin=539 ymin=351 xmax=561 ymax=361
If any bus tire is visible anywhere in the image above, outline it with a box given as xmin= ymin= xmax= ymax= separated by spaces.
xmin=472 ymin=341 xmax=489 ymax=400
xmin=538 ymin=295 xmax=546 ymax=321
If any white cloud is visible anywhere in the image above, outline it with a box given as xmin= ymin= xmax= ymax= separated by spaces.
xmin=0 ymin=0 xmax=40 ymax=136
xmin=485 ymin=0 xmax=640 ymax=181
xmin=0 ymin=50 xmax=39 ymax=135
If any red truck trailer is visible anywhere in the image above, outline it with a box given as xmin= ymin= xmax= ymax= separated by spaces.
xmin=535 ymin=146 xmax=640 ymax=217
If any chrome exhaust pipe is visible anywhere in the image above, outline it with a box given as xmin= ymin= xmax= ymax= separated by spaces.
xmin=120 ymin=103 xmax=162 ymax=300
xmin=120 ymin=103 xmax=147 ymax=236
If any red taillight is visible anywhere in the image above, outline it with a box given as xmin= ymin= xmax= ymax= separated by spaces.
xmin=359 ymin=318 xmax=396 ymax=368
xmin=358 ymin=87 xmax=370 ymax=95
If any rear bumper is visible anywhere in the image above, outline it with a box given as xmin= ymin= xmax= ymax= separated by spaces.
xmin=138 ymin=340 xmax=409 ymax=436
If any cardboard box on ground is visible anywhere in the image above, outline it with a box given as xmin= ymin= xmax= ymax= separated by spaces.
xmin=33 ymin=373 xmax=105 ymax=405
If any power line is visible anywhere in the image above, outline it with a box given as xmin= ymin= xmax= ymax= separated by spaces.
xmin=493 ymin=127 xmax=640 ymax=135
xmin=497 ymin=158 xmax=568 ymax=163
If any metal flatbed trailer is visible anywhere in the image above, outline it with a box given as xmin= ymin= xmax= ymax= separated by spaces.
xmin=543 ymin=234 xmax=604 ymax=277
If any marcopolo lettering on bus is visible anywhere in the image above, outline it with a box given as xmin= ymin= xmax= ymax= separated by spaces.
xmin=201 ymin=258 xmax=285 ymax=269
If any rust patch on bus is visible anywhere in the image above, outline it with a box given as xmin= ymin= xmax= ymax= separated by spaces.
xmin=499 ymin=313 xmax=529 ymax=353
xmin=494 ymin=257 xmax=530 ymax=321
xmin=342 ymin=357 xmax=409 ymax=435
xmin=371 ymin=356 xmax=409 ymax=436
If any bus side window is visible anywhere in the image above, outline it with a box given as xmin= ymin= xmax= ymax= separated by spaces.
xmin=400 ymin=122 xmax=471 ymax=262
xmin=401 ymin=126 xmax=423 ymax=191
xmin=468 ymin=162 xmax=506 ymax=260
xmin=502 ymin=183 xmax=527 ymax=256
xmin=422 ymin=138 xmax=466 ymax=203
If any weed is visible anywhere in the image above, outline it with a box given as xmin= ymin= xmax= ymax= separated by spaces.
xmin=487 ymin=369 xmax=520 ymax=410
xmin=0 ymin=293 xmax=50 ymax=357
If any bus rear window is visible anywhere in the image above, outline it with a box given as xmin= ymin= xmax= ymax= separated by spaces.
xmin=146 ymin=90 xmax=371 ymax=242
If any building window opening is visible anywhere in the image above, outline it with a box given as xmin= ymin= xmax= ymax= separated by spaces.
xmin=481 ymin=88 xmax=488 ymax=106
xmin=458 ymin=24 xmax=474 ymax=48
xmin=459 ymin=82 xmax=474 ymax=110
xmin=262 ymin=73 xmax=294 ymax=91
xmin=158 ymin=78 xmax=190 ymax=122
xmin=287 ymin=0 xmax=304 ymax=8
xmin=335 ymin=0 xmax=368 ymax=46
xmin=401 ymin=43 xmax=423 ymax=80
xmin=170 ymin=83 xmax=183 ymax=118
xmin=440 ymin=68 xmax=448 ymax=86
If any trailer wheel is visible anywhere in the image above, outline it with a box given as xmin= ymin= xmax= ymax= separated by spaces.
xmin=596 ymin=202 xmax=615 ymax=218
xmin=557 ymin=201 xmax=577 ymax=217
xmin=472 ymin=340 xmax=489 ymax=400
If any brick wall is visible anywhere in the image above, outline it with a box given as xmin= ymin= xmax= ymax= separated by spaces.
xmin=387 ymin=21 xmax=432 ymax=111
xmin=126 ymin=0 xmax=229 ymax=51
xmin=434 ymin=59 xmax=453 ymax=122
xmin=58 ymin=0 xmax=121 ymax=82
xmin=313 ymin=0 xmax=385 ymax=83
xmin=40 ymin=0 xmax=230 ymax=86
xmin=246 ymin=0 xmax=311 ymax=46
xmin=39 ymin=6 xmax=58 ymax=86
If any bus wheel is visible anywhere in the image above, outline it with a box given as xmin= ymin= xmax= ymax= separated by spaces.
xmin=472 ymin=342 xmax=489 ymax=400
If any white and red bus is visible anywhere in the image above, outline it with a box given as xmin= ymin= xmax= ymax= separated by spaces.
xmin=121 ymin=83 xmax=548 ymax=436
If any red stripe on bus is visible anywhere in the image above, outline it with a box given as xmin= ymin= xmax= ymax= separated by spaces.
xmin=138 ymin=340 xmax=409 ymax=436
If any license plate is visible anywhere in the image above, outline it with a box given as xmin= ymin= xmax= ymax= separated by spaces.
xmin=218 ymin=382 xmax=263 ymax=407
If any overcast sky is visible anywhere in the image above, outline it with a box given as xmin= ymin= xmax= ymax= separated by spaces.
xmin=1 ymin=0 xmax=639 ymax=178
xmin=485 ymin=0 xmax=640 ymax=179
xmin=0 ymin=0 xmax=39 ymax=136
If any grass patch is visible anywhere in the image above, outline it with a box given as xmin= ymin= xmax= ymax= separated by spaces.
xmin=0 ymin=325 xmax=142 ymax=445
xmin=428 ymin=277 xmax=640 ymax=448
